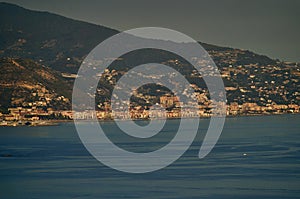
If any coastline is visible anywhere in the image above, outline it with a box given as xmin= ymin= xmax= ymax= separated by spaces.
xmin=0 ymin=119 xmax=72 ymax=127
xmin=1 ymin=112 xmax=299 ymax=127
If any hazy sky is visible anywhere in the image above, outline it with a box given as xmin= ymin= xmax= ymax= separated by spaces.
xmin=3 ymin=0 xmax=300 ymax=62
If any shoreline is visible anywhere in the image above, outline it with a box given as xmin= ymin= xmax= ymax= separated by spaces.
xmin=0 ymin=112 xmax=299 ymax=127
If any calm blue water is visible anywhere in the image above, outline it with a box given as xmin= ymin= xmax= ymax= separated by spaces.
xmin=0 ymin=115 xmax=299 ymax=199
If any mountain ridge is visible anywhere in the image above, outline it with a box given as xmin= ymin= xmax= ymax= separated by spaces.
xmin=0 ymin=2 xmax=256 ymax=73
xmin=0 ymin=2 xmax=119 ymax=73
xmin=0 ymin=2 xmax=299 ymax=112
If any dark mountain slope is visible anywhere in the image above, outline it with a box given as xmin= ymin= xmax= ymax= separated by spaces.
xmin=0 ymin=2 xmax=118 ymax=73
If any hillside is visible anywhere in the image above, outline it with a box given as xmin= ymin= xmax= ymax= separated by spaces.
xmin=0 ymin=2 xmax=243 ymax=73
xmin=0 ymin=2 xmax=118 ymax=73
xmin=0 ymin=2 xmax=299 ymax=112
xmin=0 ymin=58 xmax=71 ymax=111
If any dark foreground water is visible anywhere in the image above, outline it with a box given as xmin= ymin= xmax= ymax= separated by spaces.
xmin=0 ymin=115 xmax=299 ymax=199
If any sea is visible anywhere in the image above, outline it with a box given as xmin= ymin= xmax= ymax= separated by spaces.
xmin=0 ymin=114 xmax=299 ymax=199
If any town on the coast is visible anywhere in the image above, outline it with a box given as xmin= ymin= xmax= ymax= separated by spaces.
xmin=1 ymin=49 xmax=299 ymax=126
